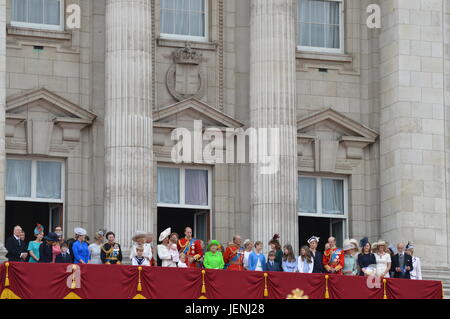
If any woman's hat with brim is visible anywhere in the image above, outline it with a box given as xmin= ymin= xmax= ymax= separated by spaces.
xmin=74 ymin=227 xmax=87 ymax=236
xmin=159 ymin=227 xmax=171 ymax=242
xmin=207 ymin=240 xmax=221 ymax=250
xmin=343 ymin=239 xmax=355 ymax=252
xmin=344 ymin=244 xmax=355 ymax=251
xmin=376 ymin=240 xmax=387 ymax=247
xmin=44 ymin=232 xmax=60 ymax=242
xmin=307 ymin=236 xmax=320 ymax=244
xmin=132 ymin=231 xmax=149 ymax=242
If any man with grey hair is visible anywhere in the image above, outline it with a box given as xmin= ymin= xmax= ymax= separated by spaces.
xmin=391 ymin=242 xmax=413 ymax=279
xmin=223 ymin=235 xmax=244 ymax=271
xmin=5 ymin=225 xmax=28 ymax=262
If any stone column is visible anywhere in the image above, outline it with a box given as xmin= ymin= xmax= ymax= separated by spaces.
xmin=379 ymin=0 xmax=448 ymax=267
xmin=104 ymin=0 xmax=154 ymax=246
xmin=0 ymin=0 xmax=6 ymax=252
xmin=249 ymin=0 xmax=298 ymax=252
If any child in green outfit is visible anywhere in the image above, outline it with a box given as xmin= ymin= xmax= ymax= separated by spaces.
xmin=203 ymin=240 xmax=224 ymax=269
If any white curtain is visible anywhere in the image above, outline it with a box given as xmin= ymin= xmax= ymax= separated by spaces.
xmin=12 ymin=0 xmax=61 ymax=26
xmin=161 ymin=0 xmax=205 ymax=36
xmin=6 ymin=159 xmax=32 ymax=198
xmin=28 ymin=0 xmax=44 ymax=24
xmin=12 ymin=0 xmax=27 ymax=22
xmin=157 ymin=167 xmax=180 ymax=204
xmin=298 ymin=177 xmax=316 ymax=213
xmin=185 ymin=169 xmax=208 ymax=206
xmin=326 ymin=1 xmax=340 ymax=48
xmin=36 ymin=161 xmax=62 ymax=199
xmin=322 ymin=179 xmax=344 ymax=214
xmin=298 ymin=0 xmax=340 ymax=49
xmin=44 ymin=0 xmax=61 ymax=25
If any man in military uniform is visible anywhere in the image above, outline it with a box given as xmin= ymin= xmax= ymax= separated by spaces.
xmin=223 ymin=235 xmax=244 ymax=271
xmin=177 ymin=227 xmax=203 ymax=268
xmin=322 ymin=236 xmax=344 ymax=274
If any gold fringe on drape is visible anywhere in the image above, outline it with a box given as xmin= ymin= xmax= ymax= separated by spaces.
xmin=383 ymin=278 xmax=388 ymax=299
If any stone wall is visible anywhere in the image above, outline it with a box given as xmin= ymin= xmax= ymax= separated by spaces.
xmin=379 ymin=0 xmax=448 ymax=267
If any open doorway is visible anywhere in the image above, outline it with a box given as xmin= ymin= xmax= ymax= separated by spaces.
xmin=298 ymin=216 xmax=345 ymax=253
xmin=5 ymin=201 xmax=63 ymax=243
xmin=157 ymin=207 xmax=210 ymax=243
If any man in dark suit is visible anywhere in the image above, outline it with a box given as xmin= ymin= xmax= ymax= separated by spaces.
xmin=5 ymin=225 xmax=28 ymax=262
xmin=391 ymin=243 xmax=413 ymax=279
xmin=308 ymin=236 xmax=324 ymax=273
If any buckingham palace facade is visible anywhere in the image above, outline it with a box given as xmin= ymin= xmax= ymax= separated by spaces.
xmin=0 ymin=0 xmax=450 ymax=280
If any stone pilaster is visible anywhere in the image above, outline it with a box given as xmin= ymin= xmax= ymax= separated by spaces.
xmin=249 ymin=0 xmax=298 ymax=252
xmin=379 ymin=0 xmax=448 ymax=267
xmin=0 ymin=0 xmax=6 ymax=250
xmin=104 ymin=0 xmax=154 ymax=246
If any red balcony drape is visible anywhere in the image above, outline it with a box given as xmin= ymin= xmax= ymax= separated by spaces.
xmin=0 ymin=262 xmax=443 ymax=299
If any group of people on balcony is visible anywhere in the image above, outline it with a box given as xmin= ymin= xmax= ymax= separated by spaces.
xmin=4 ymin=224 xmax=422 ymax=280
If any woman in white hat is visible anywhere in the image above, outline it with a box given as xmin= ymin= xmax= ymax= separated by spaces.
xmin=157 ymin=228 xmax=177 ymax=267
xmin=342 ymin=240 xmax=358 ymax=276
xmin=374 ymin=240 xmax=391 ymax=278
xmin=129 ymin=231 xmax=153 ymax=265
xmin=72 ymin=227 xmax=90 ymax=264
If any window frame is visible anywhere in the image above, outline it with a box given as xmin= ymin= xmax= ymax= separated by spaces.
xmin=159 ymin=0 xmax=209 ymax=42
xmin=297 ymin=0 xmax=345 ymax=54
xmin=157 ymin=164 xmax=212 ymax=210
xmin=297 ymin=174 xmax=348 ymax=219
xmin=5 ymin=156 xmax=65 ymax=204
xmin=10 ymin=0 xmax=65 ymax=32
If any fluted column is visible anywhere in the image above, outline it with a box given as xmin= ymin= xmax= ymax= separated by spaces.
xmin=0 ymin=0 xmax=6 ymax=252
xmin=105 ymin=0 xmax=153 ymax=246
xmin=250 ymin=0 xmax=298 ymax=252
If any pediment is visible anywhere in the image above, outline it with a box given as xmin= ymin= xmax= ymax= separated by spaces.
xmin=297 ymin=108 xmax=378 ymax=141
xmin=153 ymin=98 xmax=244 ymax=129
xmin=6 ymin=88 xmax=97 ymax=123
